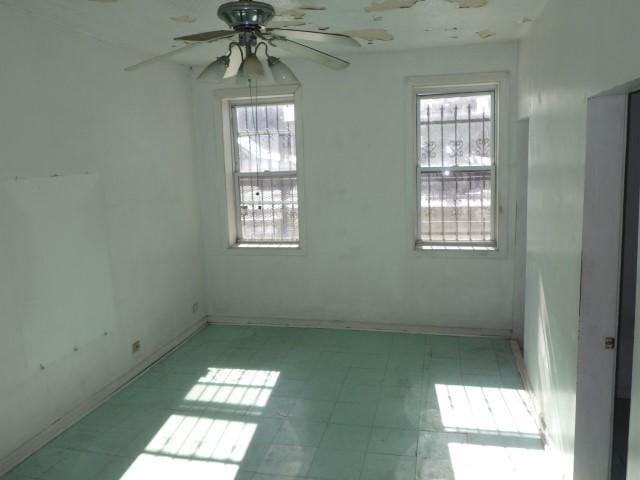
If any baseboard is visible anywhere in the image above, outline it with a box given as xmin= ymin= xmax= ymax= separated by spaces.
xmin=0 ymin=316 xmax=208 ymax=477
xmin=209 ymin=314 xmax=512 ymax=338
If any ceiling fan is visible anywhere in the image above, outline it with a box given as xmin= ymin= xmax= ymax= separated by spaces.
xmin=125 ymin=0 xmax=360 ymax=83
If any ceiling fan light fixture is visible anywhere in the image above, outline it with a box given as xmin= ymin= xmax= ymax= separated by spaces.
xmin=236 ymin=52 xmax=267 ymax=84
xmin=268 ymin=57 xmax=300 ymax=85
xmin=198 ymin=55 xmax=230 ymax=81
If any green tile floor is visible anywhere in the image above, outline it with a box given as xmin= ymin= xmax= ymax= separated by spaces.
xmin=2 ymin=325 xmax=552 ymax=480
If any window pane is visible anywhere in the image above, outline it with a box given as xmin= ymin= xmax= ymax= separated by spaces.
xmin=238 ymin=175 xmax=299 ymax=242
xmin=233 ymin=103 xmax=296 ymax=173
xmin=419 ymin=93 xmax=493 ymax=168
xmin=419 ymin=170 xmax=492 ymax=243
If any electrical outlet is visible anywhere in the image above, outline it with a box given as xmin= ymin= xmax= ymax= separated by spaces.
xmin=192 ymin=302 xmax=199 ymax=314
xmin=132 ymin=340 xmax=141 ymax=353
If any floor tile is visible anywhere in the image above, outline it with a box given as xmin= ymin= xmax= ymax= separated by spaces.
xmin=374 ymin=398 xmax=421 ymax=429
xmin=339 ymin=384 xmax=381 ymax=403
xmin=368 ymin=427 xmax=419 ymax=456
xmin=12 ymin=447 xmax=68 ymax=477
xmin=330 ymin=402 xmax=377 ymax=426
xmin=360 ymin=453 xmax=417 ymax=480
xmin=418 ymin=431 xmax=468 ymax=460
xmin=416 ymin=458 xmax=455 ymax=480
xmin=307 ymin=448 xmax=365 ymax=480
xmin=319 ymin=424 xmax=371 ymax=452
xmin=289 ymin=399 xmax=335 ymax=421
xmin=256 ymin=444 xmax=315 ymax=476
xmin=274 ymin=419 xmax=328 ymax=447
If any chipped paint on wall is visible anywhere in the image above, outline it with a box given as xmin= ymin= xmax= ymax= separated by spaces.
xmin=365 ymin=0 xmax=417 ymax=13
xmin=447 ymin=0 xmax=489 ymax=8
xmin=170 ymin=15 xmax=197 ymax=24
xmin=476 ymin=29 xmax=496 ymax=39
xmin=341 ymin=28 xmax=394 ymax=41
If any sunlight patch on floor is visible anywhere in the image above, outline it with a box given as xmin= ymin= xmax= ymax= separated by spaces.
xmin=448 ymin=442 xmax=552 ymax=480
xmin=435 ymin=384 xmax=539 ymax=435
xmin=120 ymin=453 xmax=238 ymax=480
xmin=185 ymin=368 xmax=280 ymax=407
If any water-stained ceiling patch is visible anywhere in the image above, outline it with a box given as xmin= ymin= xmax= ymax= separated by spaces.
xmin=342 ymin=28 xmax=394 ymax=41
xmin=365 ymin=0 xmax=417 ymax=13
xmin=170 ymin=15 xmax=197 ymax=23
xmin=447 ymin=0 xmax=488 ymax=8
xmin=476 ymin=29 xmax=495 ymax=39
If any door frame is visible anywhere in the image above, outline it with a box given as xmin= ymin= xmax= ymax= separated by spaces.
xmin=574 ymin=94 xmax=628 ymax=480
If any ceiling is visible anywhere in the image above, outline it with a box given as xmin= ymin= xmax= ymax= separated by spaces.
xmin=0 ymin=0 xmax=547 ymax=66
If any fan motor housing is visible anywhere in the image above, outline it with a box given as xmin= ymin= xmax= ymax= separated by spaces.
xmin=218 ymin=1 xmax=275 ymax=30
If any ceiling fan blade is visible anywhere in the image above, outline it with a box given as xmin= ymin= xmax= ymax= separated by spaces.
xmin=268 ymin=37 xmax=350 ymax=70
xmin=174 ymin=30 xmax=235 ymax=42
xmin=125 ymin=42 xmax=204 ymax=71
xmin=267 ymin=28 xmax=360 ymax=47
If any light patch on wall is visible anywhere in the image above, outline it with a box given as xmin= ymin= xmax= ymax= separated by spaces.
xmin=170 ymin=15 xmax=197 ymax=24
xmin=447 ymin=0 xmax=489 ymax=8
xmin=341 ymin=28 xmax=394 ymax=42
xmin=476 ymin=29 xmax=496 ymax=39
xmin=365 ymin=0 xmax=417 ymax=13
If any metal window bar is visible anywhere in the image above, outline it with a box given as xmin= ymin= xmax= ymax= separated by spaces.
xmin=416 ymin=91 xmax=496 ymax=246
xmin=231 ymin=102 xmax=299 ymax=244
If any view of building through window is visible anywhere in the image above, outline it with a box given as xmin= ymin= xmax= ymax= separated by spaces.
xmin=417 ymin=92 xmax=495 ymax=246
xmin=232 ymin=101 xmax=299 ymax=244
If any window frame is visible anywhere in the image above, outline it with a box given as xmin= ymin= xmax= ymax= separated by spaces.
xmin=216 ymin=86 xmax=305 ymax=252
xmin=407 ymin=73 xmax=508 ymax=255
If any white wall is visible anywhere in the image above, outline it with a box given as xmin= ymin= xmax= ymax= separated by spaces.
xmin=194 ymin=42 xmax=527 ymax=334
xmin=0 ymin=4 xmax=204 ymax=463
xmin=518 ymin=0 xmax=640 ymax=477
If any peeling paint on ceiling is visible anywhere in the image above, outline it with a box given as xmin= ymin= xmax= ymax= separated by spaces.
xmin=170 ymin=15 xmax=197 ymax=24
xmin=365 ymin=0 xmax=417 ymax=13
xmin=476 ymin=28 xmax=496 ymax=39
xmin=342 ymin=28 xmax=394 ymax=41
xmin=267 ymin=19 xmax=307 ymax=28
xmin=0 ymin=0 xmax=547 ymax=64
xmin=447 ymin=0 xmax=489 ymax=8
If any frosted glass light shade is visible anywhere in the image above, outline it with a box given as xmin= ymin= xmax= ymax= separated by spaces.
xmin=198 ymin=56 xmax=230 ymax=81
xmin=236 ymin=53 xmax=266 ymax=84
xmin=269 ymin=58 xmax=299 ymax=85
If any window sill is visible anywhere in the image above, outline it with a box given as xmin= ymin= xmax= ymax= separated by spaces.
xmin=413 ymin=242 xmax=502 ymax=258
xmin=234 ymin=243 xmax=300 ymax=249
xmin=416 ymin=244 xmax=497 ymax=252
xmin=224 ymin=243 xmax=304 ymax=256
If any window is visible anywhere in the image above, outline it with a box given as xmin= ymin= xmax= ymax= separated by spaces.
xmin=229 ymin=99 xmax=299 ymax=246
xmin=416 ymin=89 xmax=496 ymax=249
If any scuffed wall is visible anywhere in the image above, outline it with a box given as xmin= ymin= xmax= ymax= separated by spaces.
xmin=0 ymin=4 xmax=204 ymax=463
